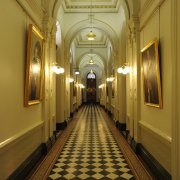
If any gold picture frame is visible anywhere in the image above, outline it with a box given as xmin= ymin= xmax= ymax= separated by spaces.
xmin=141 ymin=38 xmax=162 ymax=108
xmin=24 ymin=24 xmax=45 ymax=106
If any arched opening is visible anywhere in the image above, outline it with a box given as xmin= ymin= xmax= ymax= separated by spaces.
xmin=86 ymin=72 xmax=96 ymax=104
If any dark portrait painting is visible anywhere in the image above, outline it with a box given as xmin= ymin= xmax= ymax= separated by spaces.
xmin=141 ymin=39 xmax=162 ymax=108
xmin=24 ymin=24 xmax=44 ymax=106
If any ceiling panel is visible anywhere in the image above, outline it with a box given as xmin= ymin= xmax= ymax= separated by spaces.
xmin=62 ymin=0 xmax=120 ymax=12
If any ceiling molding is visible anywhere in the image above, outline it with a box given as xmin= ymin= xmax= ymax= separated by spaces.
xmin=62 ymin=0 xmax=120 ymax=13
xmin=65 ymin=18 xmax=118 ymax=52
xmin=77 ymin=51 xmax=106 ymax=69
xmin=16 ymin=0 xmax=43 ymax=28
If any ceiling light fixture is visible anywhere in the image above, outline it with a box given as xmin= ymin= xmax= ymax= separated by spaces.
xmin=87 ymin=0 xmax=96 ymax=41
xmin=90 ymin=69 xmax=94 ymax=74
xmin=89 ymin=59 xmax=94 ymax=65
xmin=87 ymin=31 xmax=96 ymax=41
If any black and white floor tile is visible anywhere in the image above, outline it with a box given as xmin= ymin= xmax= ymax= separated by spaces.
xmin=48 ymin=106 xmax=134 ymax=180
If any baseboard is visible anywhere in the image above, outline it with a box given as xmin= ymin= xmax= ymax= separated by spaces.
xmin=70 ymin=112 xmax=73 ymax=118
xmin=42 ymin=138 xmax=52 ymax=155
xmin=7 ymin=144 xmax=45 ymax=180
xmin=49 ymin=134 xmax=56 ymax=146
xmin=118 ymin=123 xmax=126 ymax=131
xmin=131 ymin=139 xmax=138 ymax=153
xmin=56 ymin=121 xmax=67 ymax=130
xmin=115 ymin=121 xmax=119 ymax=128
xmin=127 ymin=134 xmax=133 ymax=145
xmin=137 ymin=144 xmax=171 ymax=179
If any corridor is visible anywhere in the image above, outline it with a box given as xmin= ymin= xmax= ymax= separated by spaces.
xmin=30 ymin=105 xmax=153 ymax=180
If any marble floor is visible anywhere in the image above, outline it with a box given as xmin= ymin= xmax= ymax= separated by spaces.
xmin=48 ymin=106 xmax=134 ymax=180
xmin=30 ymin=105 xmax=153 ymax=180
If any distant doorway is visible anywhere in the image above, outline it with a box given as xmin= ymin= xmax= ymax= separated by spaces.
xmin=86 ymin=72 xmax=96 ymax=103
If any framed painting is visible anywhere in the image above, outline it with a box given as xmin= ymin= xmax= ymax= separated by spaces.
xmin=24 ymin=24 xmax=45 ymax=106
xmin=141 ymin=38 xmax=162 ymax=108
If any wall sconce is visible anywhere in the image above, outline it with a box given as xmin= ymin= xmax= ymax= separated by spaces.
xmin=106 ymin=76 xmax=114 ymax=82
xmin=78 ymin=84 xmax=85 ymax=88
xmin=51 ymin=63 xmax=64 ymax=74
xmin=69 ymin=78 xmax=74 ymax=83
xmin=89 ymin=59 xmax=94 ymax=65
xmin=117 ymin=64 xmax=131 ymax=75
xmin=98 ymin=84 xmax=104 ymax=88
xmin=75 ymin=70 xmax=80 ymax=75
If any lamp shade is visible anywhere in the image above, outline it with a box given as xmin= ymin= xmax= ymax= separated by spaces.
xmin=87 ymin=31 xmax=96 ymax=40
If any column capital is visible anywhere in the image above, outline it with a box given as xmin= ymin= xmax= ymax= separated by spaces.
xmin=128 ymin=15 xmax=140 ymax=44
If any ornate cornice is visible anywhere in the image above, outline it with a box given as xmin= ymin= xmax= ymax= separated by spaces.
xmin=62 ymin=0 xmax=120 ymax=13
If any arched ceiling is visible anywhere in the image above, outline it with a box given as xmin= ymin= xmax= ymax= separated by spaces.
xmin=56 ymin=0 xmax=128 ymax=80
xmin=74 ymin=27 xmax=108 ymax=48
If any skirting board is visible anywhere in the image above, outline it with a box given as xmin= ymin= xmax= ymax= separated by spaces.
xmin=136 ymin=143 xmax=171 ymax=179
xmin=7 ymin=144 xmax=45 ymax=180
xmin=7 ymin=133 xmax=57 ymax=180
xmin=56 ymin=121 xmax=67 ymax=130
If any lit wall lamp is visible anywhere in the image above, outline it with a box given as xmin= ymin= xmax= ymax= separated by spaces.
xmin=75 ymin=70 xmax=80 ymax=75
xmin=98 ymin=84 xmax=104 ymax=88
xmin=106 ymin=76 xmax=114 ymax=82
xmin=117 ymin=64 xmax=131 ymax=75
xmin=78 ymin=84 xmax=85 ymax=88
xmin=69 ymin=78 xmax=74 ymax=83
xmin=51 ymin=63 xmax=64 ymax=74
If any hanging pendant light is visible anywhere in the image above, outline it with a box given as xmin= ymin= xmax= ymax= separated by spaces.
xmin=87 ymin=0 xmax=96 ymax=41
xmin=87 ymin=31 xmax=96 ymax=41
xmin=89 ymin=59 xmax=94 ymax=65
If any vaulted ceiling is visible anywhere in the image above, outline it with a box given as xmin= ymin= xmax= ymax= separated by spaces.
xmin=56 ymin=0 xmax=127 ymax=79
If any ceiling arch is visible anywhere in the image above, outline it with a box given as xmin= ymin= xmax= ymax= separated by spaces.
xmin=80 ymin=66 xmax=103 ymax=79
xmin=64 ymin=18 xmax=118 ymax=51
xmin=77 ymin=50 xmax=106 ymax=67
xmin=79 ymin=53 xmax=105 ymax=70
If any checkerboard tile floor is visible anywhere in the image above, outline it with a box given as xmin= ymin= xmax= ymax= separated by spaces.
xmin=48 ymin=106 xmax=135 ymax=180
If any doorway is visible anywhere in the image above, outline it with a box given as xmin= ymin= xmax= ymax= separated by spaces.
xmin=86 ymin=72 xmax=96 ymax=103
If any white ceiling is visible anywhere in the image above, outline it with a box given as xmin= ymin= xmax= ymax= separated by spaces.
xmin=57 ymin=0 xmax=126 ymax=79
xmin=62 ymin=0 xmax=120 ymax=13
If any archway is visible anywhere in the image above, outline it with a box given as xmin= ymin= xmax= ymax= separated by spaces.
xmin=86 ymin=72 xmax=96 ymax=104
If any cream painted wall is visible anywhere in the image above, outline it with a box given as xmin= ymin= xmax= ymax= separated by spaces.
xmin=0 ymin=0 xmax=43 ymax=144
xmin=171 ymin=0 xmax=180 ymax=178
xmin=139 ymin=0 xmax=171 ymax=172
xmin=0 ymin=0 xmax=57 ymax=178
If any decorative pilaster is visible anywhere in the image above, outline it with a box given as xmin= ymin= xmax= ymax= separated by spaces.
xmin=126 ymin=15 xmax=140 ymax=143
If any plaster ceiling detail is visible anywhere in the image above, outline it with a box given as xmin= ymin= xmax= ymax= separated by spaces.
xmin=80 ymin=66 xmax=103 ymax=79
xmin=79 ymin=53 xmax=105 ymax=70
xmin=56 ymin=0 xmax=129 ymax=79
xmin=62 ymin=0 xmax=120 ymax=13
xmin=74 ymin=28 xmax=108 ymax=48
